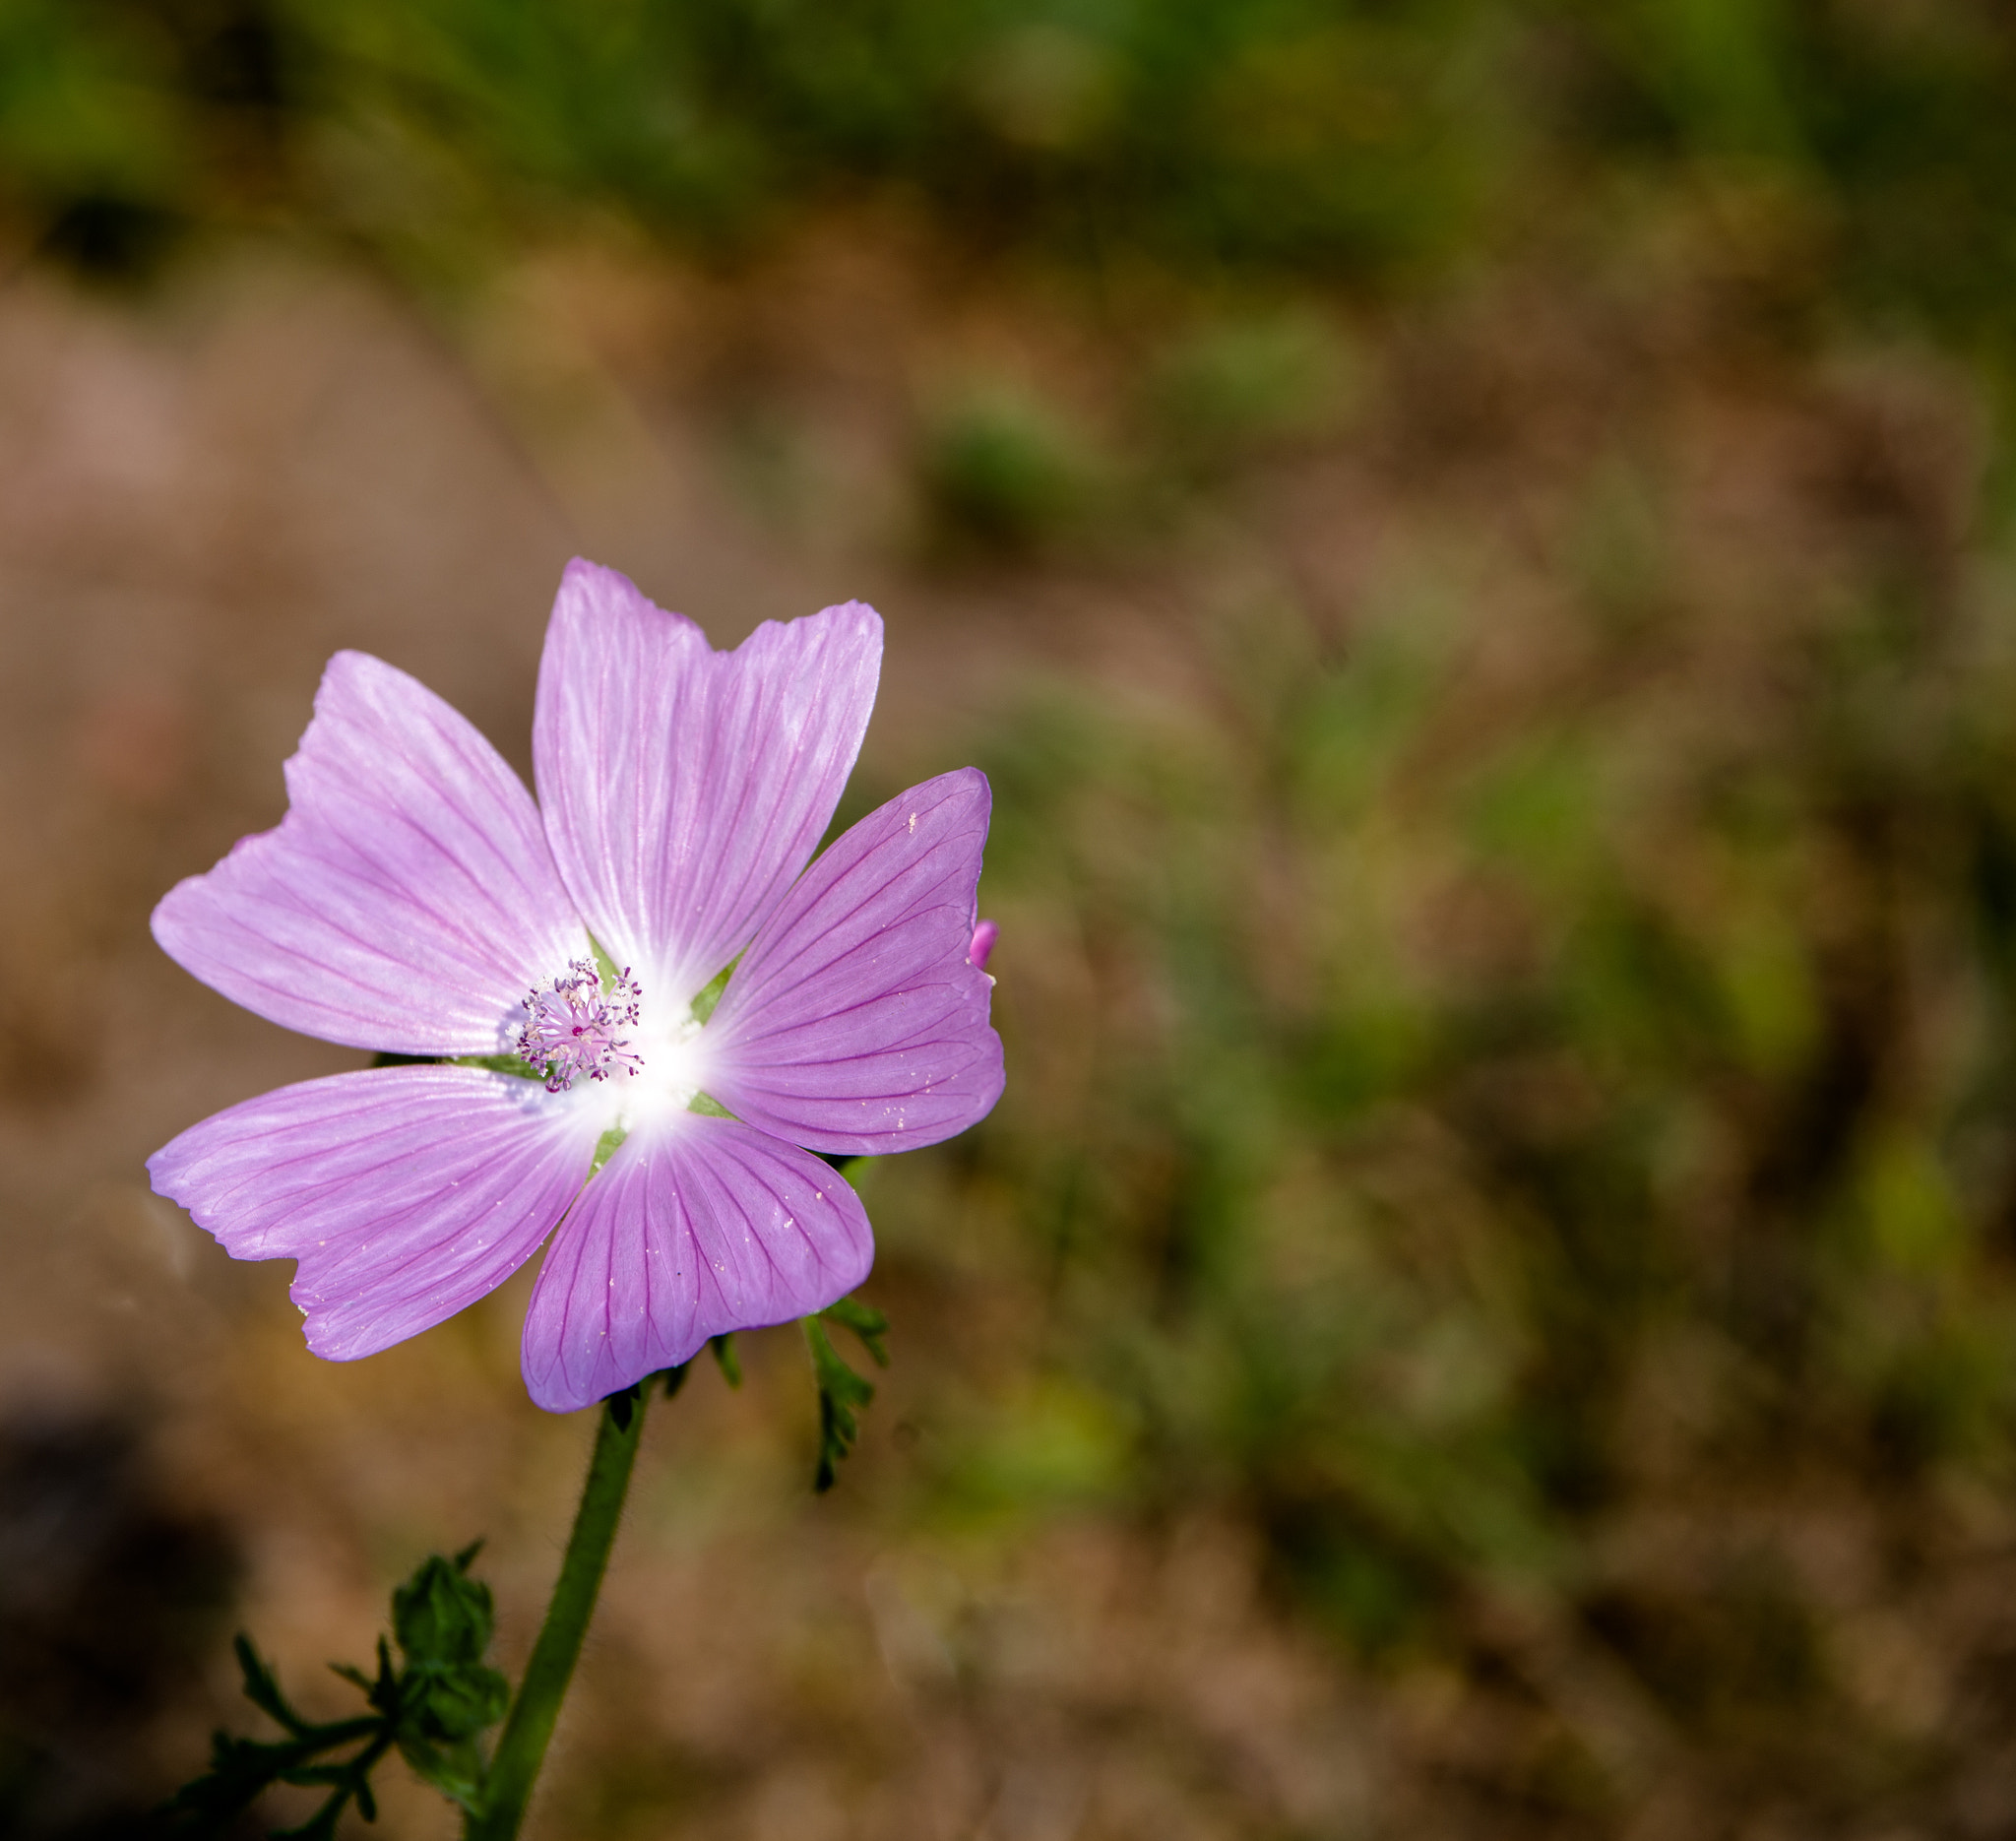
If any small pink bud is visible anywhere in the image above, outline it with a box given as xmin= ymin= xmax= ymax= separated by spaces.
xmin=969 ymin=919 xmax=999 ymax=972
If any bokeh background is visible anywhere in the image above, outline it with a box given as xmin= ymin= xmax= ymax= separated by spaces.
xmin=7 ymin=2 xmax=2016 ymax=1835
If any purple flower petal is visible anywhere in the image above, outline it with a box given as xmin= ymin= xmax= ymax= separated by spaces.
xmin=153 ymin=652 xmax=589 ymax=1055
xmin=532 ymin=560 xmax=882 ymax=1005
xmin=704 ymin=769 xmax=1005 ymax=1155
xmin=148 ymin=1066 xmax=601 ymax=1362
xmin=521 ymin=1114 xmax=872 ymax=1412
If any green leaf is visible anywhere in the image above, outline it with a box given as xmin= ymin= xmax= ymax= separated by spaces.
xmin=821 ymin=1295 xmax=890 ymax=1367
xmin=159 ymin=1730 xmax=321 ymax=1834
xmin=398 ymin=1730 xmax=489 ymax=1809
xmin=804 ymin=1316 xmax=880 ymax=1492
xmin=234 ymin=1634 xmax=308 ymax=1735
xmin=158 ymin=1706 xmax=384 ymax=1838
xmin=163 ymin=1544 xmax=511 ymax=1836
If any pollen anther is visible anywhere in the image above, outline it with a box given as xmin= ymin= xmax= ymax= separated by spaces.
xmin=518 ymin=959 xmax=644 ymax=1092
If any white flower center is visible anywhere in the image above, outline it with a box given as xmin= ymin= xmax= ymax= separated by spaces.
xmin=518 ymin=959 xmax=712 ymax=1133
xmin=614 ymin=1002 xmax=710 ymax=1130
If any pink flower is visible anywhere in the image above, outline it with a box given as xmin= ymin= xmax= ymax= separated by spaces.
xmin=148 ymin=561 xmax=1003 ymax=1412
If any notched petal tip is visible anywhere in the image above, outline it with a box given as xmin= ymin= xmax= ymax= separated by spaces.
xmin=151 ymin=647 xmax=586 ymax=1056
xmin=808 ymin=598 xmax=884 ymax=644
xmin=555 ymin=557 xmax=701 ymax=636
xmin=534 ymin=562 xmax=889 ymax=1000
xmin=150 ymin=1066 xmax=601 ymax=1365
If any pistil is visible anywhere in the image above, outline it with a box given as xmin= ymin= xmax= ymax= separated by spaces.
xmin=517 ymin=960 xmax=644 ymax=1093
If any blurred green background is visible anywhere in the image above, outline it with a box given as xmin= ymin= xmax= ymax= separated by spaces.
xmin=9 ymin=2 xmax=2016 ymax=1837
xmin=10 ymin=0 xmax=2016 ymax=349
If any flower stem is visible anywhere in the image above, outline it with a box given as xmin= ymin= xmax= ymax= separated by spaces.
xmin=466 ymin=1386 xmax=650 ymax=1841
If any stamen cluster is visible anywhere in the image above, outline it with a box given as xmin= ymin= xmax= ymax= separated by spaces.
xmin=517 ymin=959 xmax=644 ymax=1093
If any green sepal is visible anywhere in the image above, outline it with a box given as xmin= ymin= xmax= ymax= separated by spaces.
xmin=690 ymin=956 xmax=739 ymax=1024
xmin=373 ymin=1049 xmax=542 ymax=1083
xmin=604 ymin=1381 xmax=643 ymax=1433
xmin=587 ymin=935 xmax=624 ymax=985
xmin=590 ymin=1123 xmax=628 ymax=1175
xmin=710 ymin=1333 xmax=742 ymax=1387
xmin=454 ymin=1053 xmax=540 ymax=1080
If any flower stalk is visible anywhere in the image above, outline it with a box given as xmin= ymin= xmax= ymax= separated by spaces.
xmin=465 ymin=1384 xmax=651 ymax=1840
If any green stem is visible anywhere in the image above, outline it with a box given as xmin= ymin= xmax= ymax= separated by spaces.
xmin=465 ymin=1388 xmax=650 ymax=1841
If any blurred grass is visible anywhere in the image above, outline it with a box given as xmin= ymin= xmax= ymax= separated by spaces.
xmin=806 ymin=538 xmax=1994 ymax=1832
xmin=916 ymin=380 xmax=1107 ymax=557
xmin=895 ymin=421 xmax=2016 ymax=1787
xmin=5 ymin=1 xmax=2016 ymax=370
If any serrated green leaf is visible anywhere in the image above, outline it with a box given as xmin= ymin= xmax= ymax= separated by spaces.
xmin=821 ymin=1295 xmax=890 ymax=1367
xmin=164 ymin=1543 xmax=509 ymax=1838
xmin=234 ymin=1634 xmax=305 ymax=1734
xmin=804 ymin=1317 xmax=879 ymax=1492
